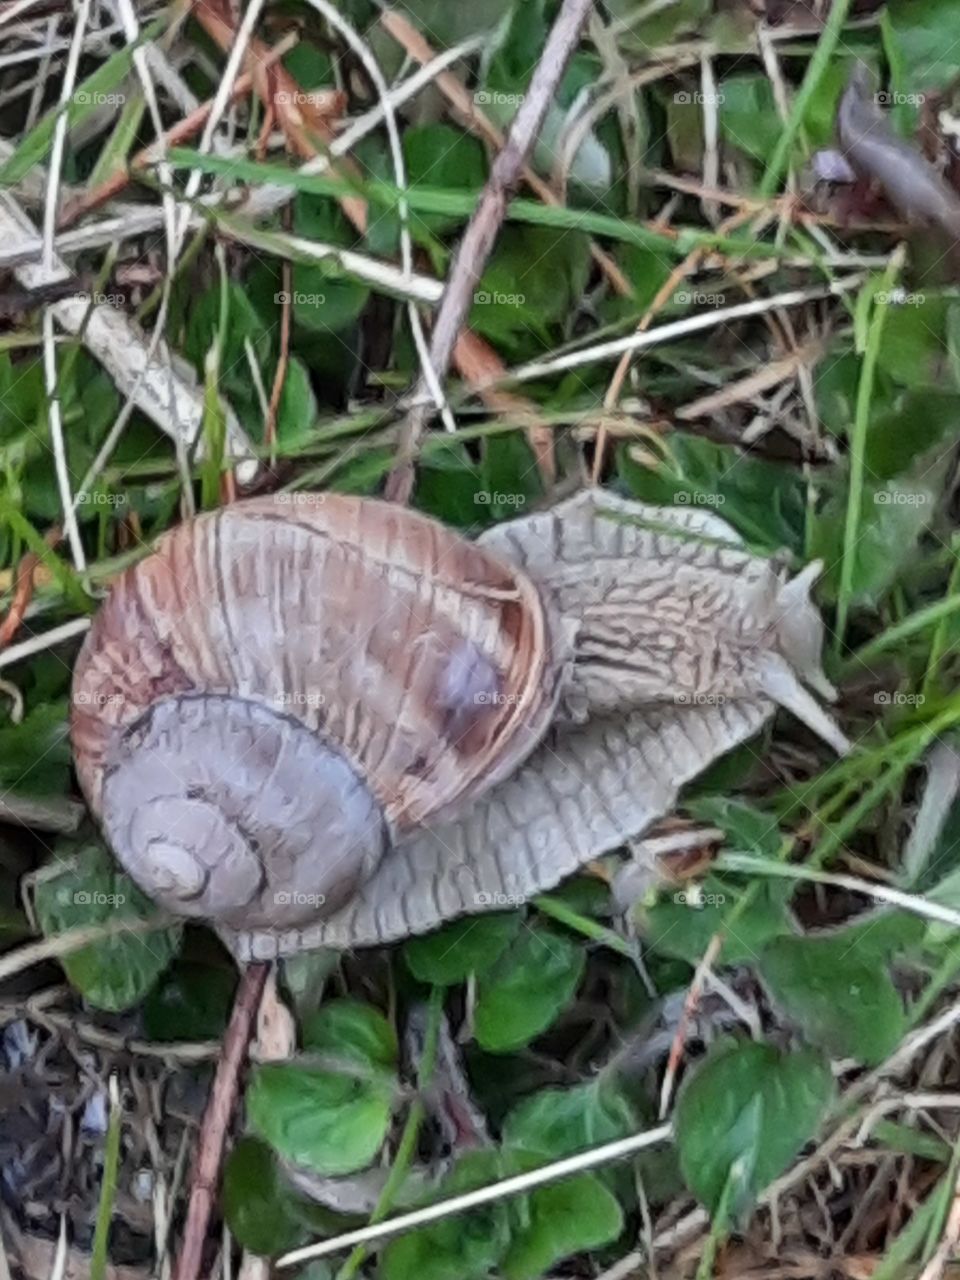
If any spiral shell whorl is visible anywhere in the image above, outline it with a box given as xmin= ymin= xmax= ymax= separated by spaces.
xmin=101 ymin=694 xmax=388 ymax=929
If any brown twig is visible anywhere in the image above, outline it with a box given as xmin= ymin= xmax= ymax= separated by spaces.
xmin=172 ymin=961 xmax=269 ymax=1280
xmin=379 ymin=9 xmax=634 ymax=299
xmin=0 ymin=524 xmax=62 ymax=650
xmin=383 ymin=0 xmax=597 ymax=504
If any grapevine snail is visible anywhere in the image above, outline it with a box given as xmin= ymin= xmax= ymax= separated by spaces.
xmin=70 ymin=489 xmax=848 ymax=959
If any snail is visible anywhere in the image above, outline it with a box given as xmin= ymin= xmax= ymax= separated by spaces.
xmin=70 ymin=489 xmax=848 ymax=959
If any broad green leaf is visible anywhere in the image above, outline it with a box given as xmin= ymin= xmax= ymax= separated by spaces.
xmin=222 ymin=1137 xmax=312 ymax=1256
xmin=142 ymin=961 xmax=236 ymax=1041
xmin=276 ymin=356 xmax=318 ymax=449
xmin=480 ymin=432 xmax=543 ymax=521
xmin=248 ymin=1062 xmax=394 ymax=1175
xmin=414 ymin=440 xmax=485 ymax=528
xmin=403 ymin=125 xmax=486 ymax=233
xmin=884 ymin=0 xmax=960 ymax=95
xmin=34 ymin=842 xmax=180 ymax=1012
xmin=643 ymin=877 xmax=789 ymax=965
xmin=876 ymin=296 xmax=951 ymax=389
xmin=379 ymin=1150 xmax=512 ymax=1280
xmin=686 ymin=797 xmax=783 ymax=860
xmin=404 ymin=912 xmax=522 ymax=986
xmin=0 ymin=703 xmax=72 ymax=793
xmin=502 ymin=1175 xmax=623 ymax=1280
xmin=675 ymin=1039 xmax=833 ymax=1220
xmin=291 ymin=195 xmax=370 ymax=333
xmin=719 ymin=76 xmax=781 ymax=163
xmin=809 ymin=469 xmax=940 ymax=605
xmin=469 ymin=226 xmax=591 ymax=356
xmin=759 ymin=933 xmax=905 ymax=1065
xmin=503 ymin=1080 xmax=637 ymax=1159
xmin=618 ymin=434 xmax=805 ymax=556
xmin=301 ymin=999 xmax=398 ymax=1067
xmin=474 ymin=925 xmax=585 ymax=1052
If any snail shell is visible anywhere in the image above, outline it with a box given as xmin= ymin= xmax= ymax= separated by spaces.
xmin=71 ymin=495 xmax=570 ymax=929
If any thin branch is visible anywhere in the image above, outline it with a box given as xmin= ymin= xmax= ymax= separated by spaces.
xmin=172 ymin=962 xmax=270 ymax=1280
xmin=384 ymin=0 xmax=597 ymax=503
xmin=278 ymin=1123 xmax=673 ymax=1267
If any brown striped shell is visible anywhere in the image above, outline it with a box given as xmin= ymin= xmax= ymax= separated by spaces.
xmin=70 ymin=494 xmax=568 ymax=929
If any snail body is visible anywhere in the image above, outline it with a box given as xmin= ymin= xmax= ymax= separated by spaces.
xmin=70 ymin=490 xmax=846 ymax=952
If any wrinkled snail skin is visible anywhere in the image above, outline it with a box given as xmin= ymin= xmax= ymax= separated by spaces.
xmin=71 ymin=494 xmax=566 ymax=929
xmin=70 ymin=489 xmax=847 ymax=953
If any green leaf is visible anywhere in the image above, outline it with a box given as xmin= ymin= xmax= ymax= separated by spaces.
xmin=759 ymin=933 xmax=905 ymax=1065
xmin=247 ymin=1063 xmax=394 ymax=1175
xmin=404 ymin=912 xmax=522 ymax=986
xmin=33 ymin=842 xmax=181 ymax=1012
xmin=686 ymin=797 xmax=783 ymax=860
xmin=403 ymin=125 xmax=486 ymax=233
xmin=276 ymin=357 xmax=318 ymax=449
xmin=222 ymin=1138 xmax=311 ymax=1256
xmin=142 ymin=961 xmax=236 ymax=1041
xmin=474 ymin=925 xmax=585 ymax=1052
xmin=876 ymin=295 xmax=951 ymax=389
xmin=503 ymin=1080 xmax=637 ymax=1159
xmin=618 ymin=434 xmax=805 ymax=556
xmin=480 ymin=432 xmax=543 ymax=520
xmin=502 ymin=1174 xmax=623 ymax=1279
xmin=0 ymin=703 xmax=72 ymax=794
xmin=469 ymin=226 xmax=591 ymax=356
xmin=378 ymin=1150 xmax=512 ymax=1280
xmin=301 ymin=999 xmax=398 ymax=1067
xmin=675 ymin=1039 xmax=833 ymax=1220
xmin=884 ymin=0 xmax=960 ymax=95
xmin=719 ymin=76 xmax=782 ymax=163
xmin=643 ymin=877 xmax=789 ymax=965
xmin=290 ymin=195 xmax=370 ymax=333
xmin=809 ymin=469 xmax=939 ymax=605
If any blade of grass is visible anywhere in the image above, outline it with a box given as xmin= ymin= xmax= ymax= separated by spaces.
xmin=166 ymin=147 xmax=793 ymax=263
xmin=334 ymin=986 xmax=444 ymax=1280
xmin=759 ymin=0 xmax=856 ymax=197
xmin=834 ymin=247 xmax=906 ymax=652
xmin=90 ymin=1076 xmax=123 ymax=1280
xmin=0 ymin=15 xmax=166 ymax=183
